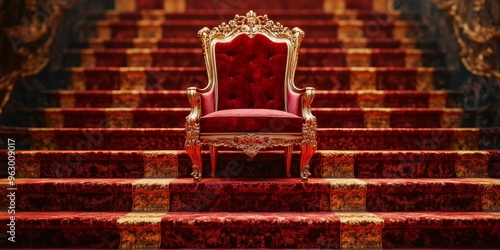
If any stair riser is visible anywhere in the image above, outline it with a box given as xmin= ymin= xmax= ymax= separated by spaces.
xmin=169 ymin=192 xmax=331 ymax=212
xmin=64 ymin=50 xmax=445 ymax=68
xmin=63 ymin=68 xmax=449 ymax=91
xmin=381 ymin=228 xmax=500 ymax=248
xmin=116 ymin=0 xmax=324 ymax=12
xmin=92 ymin=12 xmax=418 ymax=22
xmin=2 ymin=211 xmax=499 ymax=249
xmin=161 ymin=221 xmax=341 ymax=249
xmin=315 ymin=93 xmax=462 ymax=108
xmin=31 ymin=108 xmax=465 ymax=128
xmin=376 ymin=212 xmax=500 ymax=248
xmin=2 ymin=151 xmax=498 ymax=179
xmin=4 ymin=129 xmax=495 ymax=151
xmin=44 ymin=92 xmax=463 ymax=108
xmin=1 ymin=178 xmax=497 ymax=212
xmin=90 ymin=22 xmax=426 ymax=39
xmin=82 ymin=39 xmax=436 ymax=49
xmin=113 ymin=0 xmax=398 ymax=12
xmin=45 ymin=92 xmax=188 ymax=108
xmin=0 ymin=228 xmax=121 ymax=248
xmin=0 ymin=212 xmax=124 ymax=248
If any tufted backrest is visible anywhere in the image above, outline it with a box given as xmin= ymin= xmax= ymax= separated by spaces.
xmin=198 ymin=11 xmax=305 ymax=116
xmin=214 ymin=34 xmax=288 ymax=111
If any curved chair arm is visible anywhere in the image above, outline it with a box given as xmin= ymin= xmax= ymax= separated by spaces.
xmin=291 ymin=86 xmax=316 ymax=123
xmin=296 ymin=86 xmax=316 ymax=182
xmin=186 ymin=87 xmax=202 ymax=125
xmin=300 ymin=86 xmax=317 ymax=142
xmin=301 ymin=87 xmax=315 ymax=123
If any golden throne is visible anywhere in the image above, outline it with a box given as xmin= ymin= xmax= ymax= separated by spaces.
xmin=185 ymin=11 xmax=317 ymax=182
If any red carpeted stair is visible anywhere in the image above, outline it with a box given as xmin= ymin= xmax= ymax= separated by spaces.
xmin=1 ymin=0 xmax=499 ymax=248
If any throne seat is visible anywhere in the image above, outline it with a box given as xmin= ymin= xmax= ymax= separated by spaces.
xmin=185 ymin=11 xmax=317 ymax=182
xmin=200 ymin=109 xmax=303 ymax=133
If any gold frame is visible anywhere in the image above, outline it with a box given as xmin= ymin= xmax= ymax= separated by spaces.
xmin=185 ymin=11 xmax=317 ymax=182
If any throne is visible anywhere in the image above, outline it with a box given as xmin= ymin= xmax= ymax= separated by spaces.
xmin=185 ymin=11 xmax=317 ymax=182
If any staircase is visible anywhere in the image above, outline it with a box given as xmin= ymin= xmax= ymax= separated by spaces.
xmin=1 ymin=0 xmax=500 ymax=248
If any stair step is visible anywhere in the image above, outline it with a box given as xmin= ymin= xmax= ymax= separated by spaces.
xmin=0 ymin=211 xmax=126 ymax=248
xmin=29 ymin=107 xmax=466 ymax=128
xmin=0 ymin=178 xmax=140 ymax=211
xmin=63 ymin=48 xmax=445 ymax=68
xmin=116 ymin=0 xmax=325 ymax=12
xmin=90 ymin=9 xmax=419 ymax=22
xmin=2 ymin=211 xmax=499 ymax=248
xmin=89 ymin=20 xmax=426 ymax=39
xmin=3 ymin=127 xmax=498 ymax=150
xmin=112 ymin=0 xmax=398 ymax=12
xmin=82 ymin=37 xmax=437 ymax=49
xmin=168 ymin=178 xmax=500 ymax=212
xmin=3 ymin=150 xmax=499 ymax=179
xmin=62 ymin=66 xmax=450 ymax=91
xmin=42 ymin=90 xmax=463 ymax=108
xmin=0 ymin=178 xmax=498 ymax=212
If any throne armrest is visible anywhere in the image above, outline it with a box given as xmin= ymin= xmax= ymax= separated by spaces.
xmin=289 ymin=86 xmax=315 ymax=123
xmin=186 ymin=87 xmax=202 ymax=125
xmin=301 ymin=87 xmax=315 ymax=123
xmin=292 ymin=86 xmax=316 ymax=142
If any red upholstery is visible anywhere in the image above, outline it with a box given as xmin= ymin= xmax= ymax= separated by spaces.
xmin=214 ymin=34 xmax=288 ymax=111
xmin=201 ymin=90 xmax=215 ymax=116
xmin=287 ymin=91 xmax=302 ymax=117
xmin=200 ymin=109 xmax=303 ymax=133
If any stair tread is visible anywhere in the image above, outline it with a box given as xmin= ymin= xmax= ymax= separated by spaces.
xmin=5 ymin=126 xmax=492 ymax=131
xmin=63 ymin=66 xmax=448 ymax=70
xmin=65 ymin=48 xmax=442 ymax=53
xmin=91 ymin=19 xmax=424 ymax=26
xmin=97 ymin=9 xmax=414 ymax=16
xmin=4 ymin=177 xmax=499 ymax=185
xmin=35 ymin=107 xmax=464 ymax=111
xmin=4 ymin=210 xmax=499 ymax=224
xmin=44 ymin=89 xmax=460 ymax=94
xmin=85 ymin=37 xmax=435 ymax=43
xmin=6 ymin=148 xmax=500 ymax=153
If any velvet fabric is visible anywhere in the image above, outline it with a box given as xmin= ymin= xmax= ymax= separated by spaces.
xmin=200 ymin=109 xmax=303 ymax=133
xmin=201 ymin=90 xmax=215 ymax=116
xmin=287 ymin=91 xmax=302 ymax=116
xmin=214 ymin=34 xmax=288 ymax=111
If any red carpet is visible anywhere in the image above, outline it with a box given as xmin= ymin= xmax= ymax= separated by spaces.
xmin=1 ymin=0 xmax=499 ymax=248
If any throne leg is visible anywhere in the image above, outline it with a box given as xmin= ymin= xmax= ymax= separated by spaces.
xmin=299 ymin=140 xmax=316 ymax=182
xmin=185 ymin=140 xmax=202 ymax=182
xmin=284 ymin=145 xmax=293 ymax=177
xmin=209 ymin=145 xmax=218 ymax=177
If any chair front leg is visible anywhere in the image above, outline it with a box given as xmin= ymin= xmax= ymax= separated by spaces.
xmin=186 ymin=140 xmax=202 ymax=182
xmin=299 ymin=140 xmax=315 ymax=182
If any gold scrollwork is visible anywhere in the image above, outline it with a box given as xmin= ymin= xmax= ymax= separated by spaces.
xmin=185 ymin=11 xmax=317 ymax=182
xmin=434 ymin=0 xmax=500 ymax=80
xmin=0 ymin=0 xmax=74 ymax=115
xmin=203 ymin=134 xmax=297 ymax=158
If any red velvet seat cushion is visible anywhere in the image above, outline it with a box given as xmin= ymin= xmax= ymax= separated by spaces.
xmin=200 ymin=109 xmax=303 ymax=133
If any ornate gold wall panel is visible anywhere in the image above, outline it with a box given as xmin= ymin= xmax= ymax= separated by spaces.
xmin=0 ymin=0 xmax=74 ymax=114
xmin=434 ymin=0 xmax=500 ymax=80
